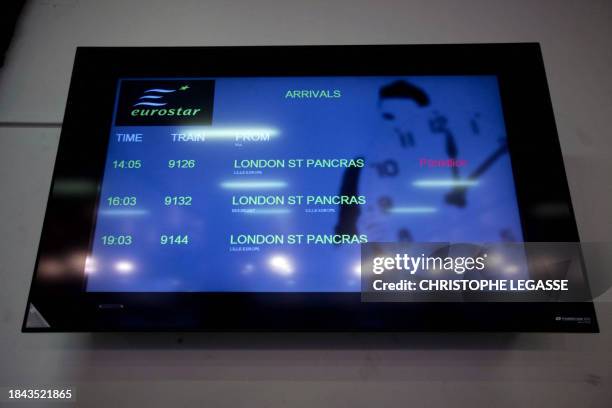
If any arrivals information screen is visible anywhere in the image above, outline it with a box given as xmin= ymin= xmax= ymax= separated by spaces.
xmin=87 ymin=76 xmax=524 ymax=292
xmin=23 ymin=45 xmax=598 ymax=332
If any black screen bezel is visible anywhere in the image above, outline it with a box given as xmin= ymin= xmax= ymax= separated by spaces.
xmin=22 ymin=44 xmax=598 ymax=332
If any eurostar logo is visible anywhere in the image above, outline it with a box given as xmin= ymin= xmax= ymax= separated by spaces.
xmin=116 ymin=80 xmax=214 ymax=126
xmin=129 ymin=83 xmax=204 ymax=118
xmin=132 ymin=84 xmax=191 ymax=107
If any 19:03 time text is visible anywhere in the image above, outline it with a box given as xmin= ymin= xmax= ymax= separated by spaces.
xmin=101 ymin=235 xmax=190 ymax=245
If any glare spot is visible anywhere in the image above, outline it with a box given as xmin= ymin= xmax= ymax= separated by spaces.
xmin=220 ymin=180 xmax=287 ymax=189
xmin=38 ymin=258 xmax=64 ymax=277
xmin=429 ymin=267 xmax=442 ymax=275
xmin=268 ymin=255 xmax=294 ymax=277
xmin=412 ymin=179 xmax=479 ymax=188
xmin=242 ymin=208 xmax=291 ymax=215
xmin=504 ymin=264 xmax=520 ymax=275
xmin=177 ymin=127 xmax=279 ymax=140
xmin=353 ymin=262 xmax=362 ymax=277
xmin=67 ymin=252 xmax=87 ymax=270
xmin=99 ymin=209 xmax=149 ymax=217
xmin=242 ymin=263 xmax=255 ymax=275
xmin=115 ymin=260 xmax=135 ymax=275
xmin=388 ymin=207 xmax=437 ymax=214
xmin=84 ymin=256 xmax=97 ymax=275
xmin=487 ymin=253 xmax=504 ymax=266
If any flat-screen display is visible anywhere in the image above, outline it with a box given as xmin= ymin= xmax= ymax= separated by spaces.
xmin=24 ymin=45 xmax=597 ymax=332
xmin=88 ymin=76 xmax=525 ymax=292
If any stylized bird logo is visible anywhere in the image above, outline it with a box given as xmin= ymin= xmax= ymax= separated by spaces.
xmin=179 ymin=85 xmax=190 ymax=91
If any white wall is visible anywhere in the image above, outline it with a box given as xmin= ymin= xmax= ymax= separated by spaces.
xmin=1 ymin=0 xmax=611 ymax=406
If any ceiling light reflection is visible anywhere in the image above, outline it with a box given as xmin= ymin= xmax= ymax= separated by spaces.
xmin=268 ymin=255 xmax=294 ymax=277
xmin=115 ymin=260 xmax=135 ymax=275
xmin=503 ymin=264 xmax=520 ymax=275
xmin=242 ymin=208 xmax=291 ymax=214
xmin=99 ymin=209 xmax=149 ymax=216
xmin=353 ymin=262 xmax=362 ymax=277
xmin=84 ymin=256 xmax=97 ymax=275
xmin=412 ymin=179 xmax=479 ymax=188
xmin=175 ymin=127 xmax=279 ymax=141
xmin=242 ymin=263 xmax=255 ymax=275
xmin=388 ymin=207 xmax=437 ymax=214
xmin=220 ymin=180 xmax=287 ymax=189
